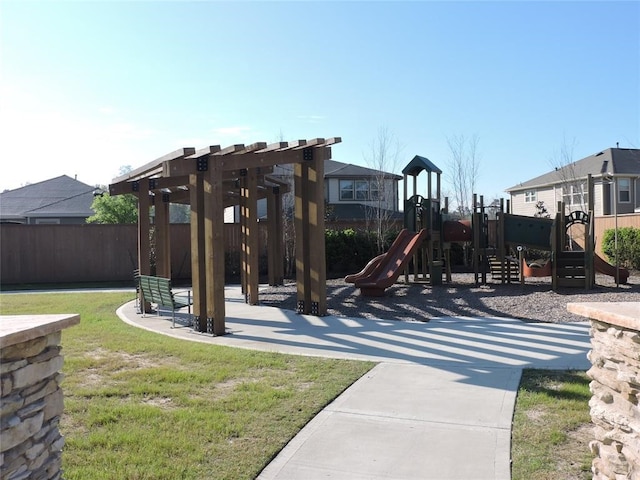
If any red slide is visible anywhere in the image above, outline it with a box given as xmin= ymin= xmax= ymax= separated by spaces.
xmin=594 ymin=253 xmax=629 ymax=284
xmin=351 ymin=229 xmax=428 ymax=297
xmin=344 ymin=254 xmax=386 ymax=283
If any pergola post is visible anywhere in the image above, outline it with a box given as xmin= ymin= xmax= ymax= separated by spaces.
xmin=294 ymin=161 xmax=310 ymax=313
xmin=308 ymin=149 xmax=327 ymax=315
xmin=240 ymin=168 xmax=259 ymax=305
xmin=239 ymin=181 xmax=247 ymax=295
xmin=266 ymin=186 xmax=284 ymax=286
xmin=204 ymin=157 xmax=226 ymax=335
xmin=154 ymin=192 xmax=171 ymax=279
xmin=190 ymin=173 xmax=207 ymax=332
xmin=137 ymin=187 xmax=151 ymax=276
xmin=294 ymin=147 xmax=327 ymax=315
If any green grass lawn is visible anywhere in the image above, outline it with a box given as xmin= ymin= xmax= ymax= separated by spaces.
xmin=511 ymin=369 xmax=593 ymax=480
xmin=1 ymin=292 xmax=594 ymax=479
xmin=1 ymin=292 xmax=373 ymax=480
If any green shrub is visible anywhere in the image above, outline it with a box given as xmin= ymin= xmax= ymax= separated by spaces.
xmin=602 ymin=227 xmax=640 ymax=270
xmin=325 ymin=228 xmax=378 ymax=275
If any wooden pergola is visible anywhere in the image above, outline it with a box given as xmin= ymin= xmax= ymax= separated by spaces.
xmin=109 ymin=138 xmax=340 ymax=335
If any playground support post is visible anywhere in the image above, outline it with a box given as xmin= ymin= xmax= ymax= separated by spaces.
xmin=613 ymin=179 xmax=619 ymax=287
xmin=603 ymin=174 xmax=620 ymax=287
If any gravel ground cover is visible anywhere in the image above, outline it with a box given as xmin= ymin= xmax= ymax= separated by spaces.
xmin=258 ymin=273 xmax=640 ymax=323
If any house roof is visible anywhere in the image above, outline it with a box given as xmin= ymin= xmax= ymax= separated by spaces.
xmin=506 ymin=148 xmax=640 ymax=192
xmin=324 ymin=159 xmax=402 ymax=180
xmin=0 ymin=175 xmax=97 ymax=220
xmin=402 ymin=155 xmax=443 ymax=176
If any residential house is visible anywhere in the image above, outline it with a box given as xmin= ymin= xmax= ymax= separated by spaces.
xmin=323 ymin=159 xmax=402 ymax=222
xmin=0 ymin=175 xmax=99 ymax=224
xmin=225 ymin=159 xmax=403 ymax=224
xmin=506 ymin=148 xmax=640 ymax=217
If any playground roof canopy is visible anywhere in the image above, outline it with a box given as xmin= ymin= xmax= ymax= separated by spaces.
xmin=402 ymin=155 xmax=443 ymax=176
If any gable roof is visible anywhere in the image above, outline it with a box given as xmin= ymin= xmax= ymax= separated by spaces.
xmin=506 ymin=148 xmax=640 ymax=192
xmin=324 ymin=159 xmax=402 ymax=180
xmin=402 ymin=155 xmax=443 ymax=176
xmin=0 ymin=175 xmax=97 ymax=220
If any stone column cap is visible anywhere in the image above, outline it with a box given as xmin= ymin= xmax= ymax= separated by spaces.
xmin=0 ymin=314 xmax=80 ymax=348
xmin=567 ymin=302 xmax=640 ymax=330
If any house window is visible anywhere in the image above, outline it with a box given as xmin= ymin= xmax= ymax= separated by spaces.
xmin=339 ymin=180 xmax=354 ymax=200
xmin=35 ymin=219 xmax=60 ymax=225
xmin=340 ymin=179 xmax=377 ymax=201
xmin=524 ymin=190 xmax=537 ymax=203
xmin=355 ymin=180 xmax=369 ymax=200
xmin=618 ymin=178 xmax=631 ymax=203
xmin=562 ymin=183 xmax=586 ymax=206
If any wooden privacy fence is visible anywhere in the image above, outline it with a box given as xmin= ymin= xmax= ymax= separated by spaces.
xmin=0 ymin=223 xmax=270 ymax=285
xmin=593 ymin=213 xmax=640 ymax=257
xmin=4 ymin=213 xmax=634 ymax=285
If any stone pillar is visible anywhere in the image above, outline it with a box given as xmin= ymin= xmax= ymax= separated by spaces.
xmin=567 ymin=302 xmax=640 ymax=480
xmin=1 ymin=314 xmax=80 ymax=480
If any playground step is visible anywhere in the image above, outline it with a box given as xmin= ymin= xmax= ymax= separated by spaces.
xmin=556 ymin=277 xmax=587 ymax=288
xmin=556 ymin=267 xmax=586 ymax=278
xmin=488 ymin=256 xmax=520 ymax=282
xmin=555 ymin=251 xmax=587 ymax=286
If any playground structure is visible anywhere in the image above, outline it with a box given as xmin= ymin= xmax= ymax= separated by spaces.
xmin=109 ymin=138 xmax=340 ymax=335
xmin=348 ymin=157 xmax=629 ymax=296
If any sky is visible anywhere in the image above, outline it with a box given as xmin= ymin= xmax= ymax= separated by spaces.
xmin=1 ymin=0 xmax=639 ymax=205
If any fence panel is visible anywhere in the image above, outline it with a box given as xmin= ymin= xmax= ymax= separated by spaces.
xmin=593 ymin=213 xmax=640 ymax=257
xmin=0 ymin=224 xmax=138 ymax=285
xmin=0 ymin=223 xmax=270 ymax=285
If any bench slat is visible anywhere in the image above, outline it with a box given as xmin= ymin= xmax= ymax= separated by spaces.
xmin=138 ymin=275 xmax=192 ymax=328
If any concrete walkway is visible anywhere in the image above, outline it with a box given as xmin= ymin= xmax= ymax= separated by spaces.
xmin=117 ymin=287 xmax=591 ymax=480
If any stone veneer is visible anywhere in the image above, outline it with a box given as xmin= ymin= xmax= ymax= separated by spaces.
xmin=567 ymin=302 xmax=640 ymax=480
xmin=1 ymin=314 xmax=80 ymax=480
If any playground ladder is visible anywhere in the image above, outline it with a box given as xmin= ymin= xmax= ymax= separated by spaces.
xmin=554 ymin=251 xmax=587 ymax=288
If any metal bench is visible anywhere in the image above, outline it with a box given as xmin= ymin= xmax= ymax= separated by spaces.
xmin=138 ymin=274 xmax=192 ymax=328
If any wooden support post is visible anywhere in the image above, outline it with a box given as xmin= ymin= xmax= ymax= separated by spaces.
xmin=239 ymin=181 xmax=248 ymax=295
xmin=204 ymin=159 xmax=226 ymax=335
xmin=404 ymin=173 xmax=409 ymax=284
xmin=274 ymin=190 xmax=284 ymax=284
xmin=267 ymin=186 xmax=284 ymax=286
xmin=137 ymin=188 xmax=152 ymax=312
xmin=137 ymin=189 xmax=151 ymax=276
xmin=154 ymin=193 xmax=171 ymax=279
xmin=587 ymin=174 xmax=595 ymax=288
xmin=294 ymin=160 xmax=311 ymax=314
xmin=190 ymin=173 xmax=207 ymax=332
xmin=307 ymin=149 xmax=326 ymax=316
xmin=241 ymin=168 xmax=259 ymax=305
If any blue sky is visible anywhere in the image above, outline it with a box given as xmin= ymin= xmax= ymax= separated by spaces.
xmin=2 ymin=1 xmax=638 ymax=204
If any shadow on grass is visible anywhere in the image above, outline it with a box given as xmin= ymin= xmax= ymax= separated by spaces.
xmin=519 ymin=369 xmax=591 ymax=402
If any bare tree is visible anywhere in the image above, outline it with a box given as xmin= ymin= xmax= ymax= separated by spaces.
xmin=268 ymin=130 xmax=297 ymax=277
xmin=446 ymin=134 xmax=481 ymax=219
xmin=363 ymin=126 xmax=403 ymax=253
xmin=548 ymin=136 xmax=588 ymax=213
